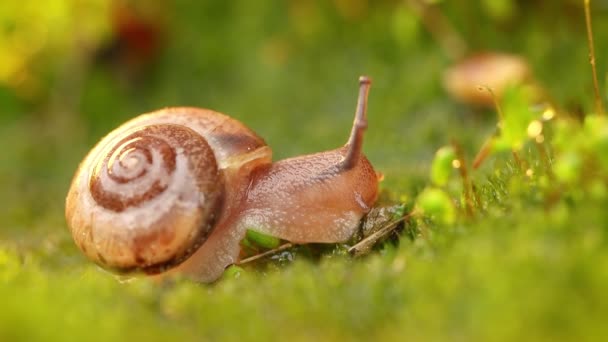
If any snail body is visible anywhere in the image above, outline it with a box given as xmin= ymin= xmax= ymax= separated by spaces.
xmin=66 ymin=77 xmax=378 ymax=282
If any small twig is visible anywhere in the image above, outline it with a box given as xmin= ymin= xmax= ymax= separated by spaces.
xmin=511 ymin=150 xmax=526 ymax=173
xmin=348 ymin=212 xmax=415 ymax=257
xmin=471 ymin=183 xmax=482 ymax=210
xmin=451 ymin=140 xmax=474 ymax=217
xmin=534 ymin=139 xmax=552 ymax=178
xmin=584 ymin=0 xmax=605 ymax=115
xmin=237 ymin=243 xmax=294 ymax=265
xmin=472 ymin=135 xmax=495 ymax=169
xmin=478 ymin=85 xmax=505 ymax=123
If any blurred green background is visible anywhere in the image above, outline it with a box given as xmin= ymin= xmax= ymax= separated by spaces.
xmin=2 ymin=0 xmax=608 ymax=340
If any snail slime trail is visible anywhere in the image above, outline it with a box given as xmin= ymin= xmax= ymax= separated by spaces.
xmin=65 ymin=76 xmax=379 ymax=282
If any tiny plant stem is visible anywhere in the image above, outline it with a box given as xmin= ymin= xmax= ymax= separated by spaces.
xmin=511 ymin=150 xmax=525 ymax=173
xmin=535 ymin=140 xmax=552 ymax=178
xmin=471 ymin=183 xmax=481 ymax=210
xmin=473 ymin=136 xmax=495 ymax=169
xmin=451 ymin=140 xmax=474 ymax=217
xmin=406 ymin=0 xmax=467 ymax=60
xmin=348 ymin=211 xmax=415 ymax=257
xmin=341 ymin=76 xmax=371 ymax=170
xmin=237 ymin=243 xmax=294 ymax=265
xmin=584 ymin=0 xmax=605 ymax=115
xmin=479 ymin=86 xmax=505 ymax=123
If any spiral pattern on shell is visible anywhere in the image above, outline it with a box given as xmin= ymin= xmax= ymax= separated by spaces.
xmin=66 ymin=123 xmax=224 ymax=273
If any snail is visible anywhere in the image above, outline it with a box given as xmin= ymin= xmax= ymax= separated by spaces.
xmin=65 ymin=76 xmax=379 ymax=282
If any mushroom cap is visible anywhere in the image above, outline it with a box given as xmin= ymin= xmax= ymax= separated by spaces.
xmin=443 ymin=52 xmax=531 ymax=107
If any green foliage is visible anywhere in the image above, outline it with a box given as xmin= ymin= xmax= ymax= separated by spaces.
xmin=430 ymin=145 xmax=456 ymax=186
xmin=244 ymin=229 xmax=282 ymax=250
xmin=222 ymin=265 xmax=245 ymax=280
xmin=481 ymin=0 xmax=516 ymax=21
xmin=416 ymin=187 xmax=456 ymax=225
xmin=554 ymin=151 xmax=582 ymax=184
xmin=0 ymin=0 xmax=109 ymax=99
xmin=581 ymin=114 xmax=608 ymax=171
xmin=493 ymin=85 xmax=538 ymax=152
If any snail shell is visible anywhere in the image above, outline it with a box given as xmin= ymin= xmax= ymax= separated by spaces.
xmin=65 ymin=107 xmax=270 ymax=273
